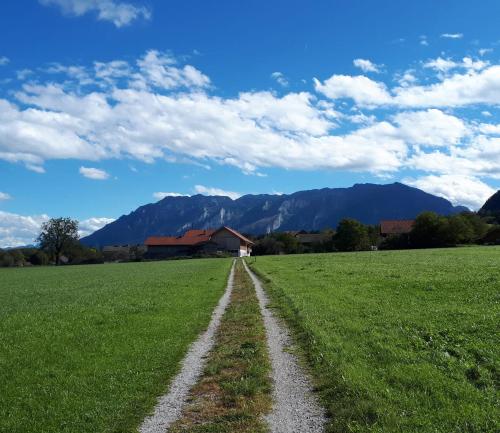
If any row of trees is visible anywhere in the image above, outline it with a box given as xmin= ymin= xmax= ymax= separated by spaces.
xmin=2 ymin=211 xmax=499 ymax=266
xmin=0 ymin=218 xmax=103 ymax=267
xmin=252 ymin=211 xmax=499 ymax=255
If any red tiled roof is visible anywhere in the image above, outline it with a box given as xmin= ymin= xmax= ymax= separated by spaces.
xmin=145 ymin=226 xmax=254 ymax=246
xmin=144 ymin=234 xmax=212 ymax=246
xmin=184 ymin=229 xmax=216 ymax=237
xmin=380 ymin=220 xmax=414 ymax=235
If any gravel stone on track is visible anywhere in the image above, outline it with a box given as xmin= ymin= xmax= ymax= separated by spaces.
xmin=139 ymin=261 xmax=236 ymax=433
xmin=243 ymin=260 xmax=326 ymax=433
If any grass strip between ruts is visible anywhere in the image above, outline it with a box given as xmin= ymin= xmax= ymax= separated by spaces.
xmin=169 ymin=259 xmax=272 ymax=433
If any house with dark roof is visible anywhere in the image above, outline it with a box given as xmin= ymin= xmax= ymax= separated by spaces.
xmin=380 ymin=220 xmax=415 ymax=237
xmin=144 ymin=226 xmax=253 ymax=258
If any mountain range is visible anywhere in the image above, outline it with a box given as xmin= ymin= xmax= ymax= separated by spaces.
xmin=81 ymin=182 xmax=468 ymax=247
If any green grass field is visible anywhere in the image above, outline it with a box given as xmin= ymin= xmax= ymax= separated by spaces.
xmin=0 ymin=259 xmax=232 ymax=433
xmin=248 ymin=247 xmax=499 ymax=433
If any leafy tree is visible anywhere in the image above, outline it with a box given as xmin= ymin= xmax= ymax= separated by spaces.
xmin=8 ymin=249 xmax=25 ymax=266
xmin=37 ymin=217 xmax=79 ymax=265
xmin=334 ymin=218 xmax=370 ymax=251
xmin=0 ymin=250 xmax=14 ymax=267
xmin=29 ymin=250 xmax=49 ymax=266
xmin=410 ymin=212 xmax=447 ymax=248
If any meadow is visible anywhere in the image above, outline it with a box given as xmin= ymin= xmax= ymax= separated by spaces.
xmin=248 ymin=246 xmax=499 ymax=433
xmin=0 ymin=258 xmax=232 ymax=433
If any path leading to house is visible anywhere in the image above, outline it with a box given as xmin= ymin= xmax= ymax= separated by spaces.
xmin=139 ymin=259 xmax=325 ymax=433
xmin=139 ymin=261 xmax=235 ymax=433
xmin=243 ymin=260 xmax=326 ymax=433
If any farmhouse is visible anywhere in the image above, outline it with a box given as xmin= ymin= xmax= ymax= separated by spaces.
xmin=380 ymin=220 xmax=415 ymax=237
xmin=145 ymin=226 xmax=253 ymax=258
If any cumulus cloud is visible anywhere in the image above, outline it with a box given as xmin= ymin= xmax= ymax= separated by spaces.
xmin=39 ymin=0 xmax=151 ymax=27
xmin=405 ymin=174 xmax=494 ymax=209
xmin=0 ymin=211 xmax=49 ymax=248
xmin=78 ymin=217 xmax=115 ymax=237
xmin=0 ymin=56 xmax=9 ymax=66
xmin=194 ymin=185 xmax=241 ymax=200
xmin=271 ymin=71 xmax=289 ymax=87
xmin=317 ymin=64 xmax=500 ymax=108
xmin=441 ymin=33 xmax=463 ymax=39
xmin=479 ymin=48 xmax=493 ymax=56
xmin=134 ymin=50 xmax=210 ymax=90
xmin=0 ymin=49 xmax=499 ymax=206
xmin=153 ymin=192 xmax=189 ymax=200
xmin=423 ymin=57 xmax=488 ymax=74
xmin=79 ymin=166 xmax=110 ymax=180
xmin=353 ymin=58 xmax=382 ymax=73
xmin=314 ymin=75 xmax=392 ymax=106
xmin=393 ymin=109 xmax=467 ymax=147
xmin=0 ymin=192 xmax=11 ymax=201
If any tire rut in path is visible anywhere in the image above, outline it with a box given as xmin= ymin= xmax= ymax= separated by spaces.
xmin=243 ymin=260 xmax=326 ymax=433
xmin=139 ymin=261 xmax=235 ymax=433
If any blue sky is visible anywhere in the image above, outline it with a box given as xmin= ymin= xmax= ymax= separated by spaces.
xmin=1 ymin=0 xmax=500 ymax=246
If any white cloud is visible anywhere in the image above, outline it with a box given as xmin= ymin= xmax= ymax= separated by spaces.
xmin=1 ymin=49 xmax=500 ymax=199
xmin=153 ymin=192 xmax=189 ymax=200
xmin=39 ymin=0 xmax=150 ymax=27
xmin=134 ymin=50 xmax=210 ymax=90
xmin=393 ymin=65 xmax=500 ymax=107
xmin=423 ymin=57 xmax=458 ymax=73
xmin=405 ymin=174 xmax=494 ymax=209
xmin=78 ymin=217 xmax=115 ymax=237
xmin=393 ymin=109 xmax=467 ymax=147
xmin=0 ymin=56 xmax=9 ymax=66
xmin=318 ymin=61 xmax=499 ymax=108
xmin=314 ymin=74 xmax=391 ymax=106
xmin=397 ymin=70 xmax=417 ymax=87
xmin=441 ymin=33 xmax=463 ymax=39
xmin=194 ymin=185 xmax=241 ymax=200
xmin=409 ymin=135 xmax=500 ymax=180
xmin=0 ymin=211 xmax=49 ymax=248
xmin=79 ymin=166 xmax=110 ymax=180
xmin=0 ymin=192 xmax=12 ymax=201
xmin=353 ymin=58 xmax=382 ymax=73
xmin=271 ymin=71 xmax=289 ymax=87
xmin=479 ymin=48 xmax=493 ymax=56
xmin=16 ymin=69 xmax=33 ymax=80
xmin=478 ymin=123 xmax=500 ymax=135
xmin=419 ymin=35 xmax=429 ymax=46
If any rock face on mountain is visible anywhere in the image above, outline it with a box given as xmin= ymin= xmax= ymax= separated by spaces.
xmin=81 ymin=182 xmax=468 ymax=247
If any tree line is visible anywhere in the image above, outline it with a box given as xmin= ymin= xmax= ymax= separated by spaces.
xmin=1 ymin=210 xmax=500 ymax=267
xmin=252 ymin=211 xmax=499 ymax=255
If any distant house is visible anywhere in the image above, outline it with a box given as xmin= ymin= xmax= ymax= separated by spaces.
xmin=145 ymin=226 xmax=254 ymax=258
xmin=380 ymin=220 xmax=415 ymax=237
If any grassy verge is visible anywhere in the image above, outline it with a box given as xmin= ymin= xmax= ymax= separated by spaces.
xmin=170 ymin=260 xmax=272 ymax=433
xmin=247 ymin=247 xmax=499 ymax=433
xmin=0 ymin=259 xmax=232 ymax=433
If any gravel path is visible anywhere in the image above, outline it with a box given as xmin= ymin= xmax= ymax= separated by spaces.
xmin=139 ymin=261 xmax=235 ymax=433
xmin=243 ymin=260 xmax=326 ymax=433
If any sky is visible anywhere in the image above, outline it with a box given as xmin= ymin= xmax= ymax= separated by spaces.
xmin=1 ymin=0 xmax=500 ymax=247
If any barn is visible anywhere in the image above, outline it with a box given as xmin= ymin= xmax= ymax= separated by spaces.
xmin=144 ymin=226 xmax=253 ymax=258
